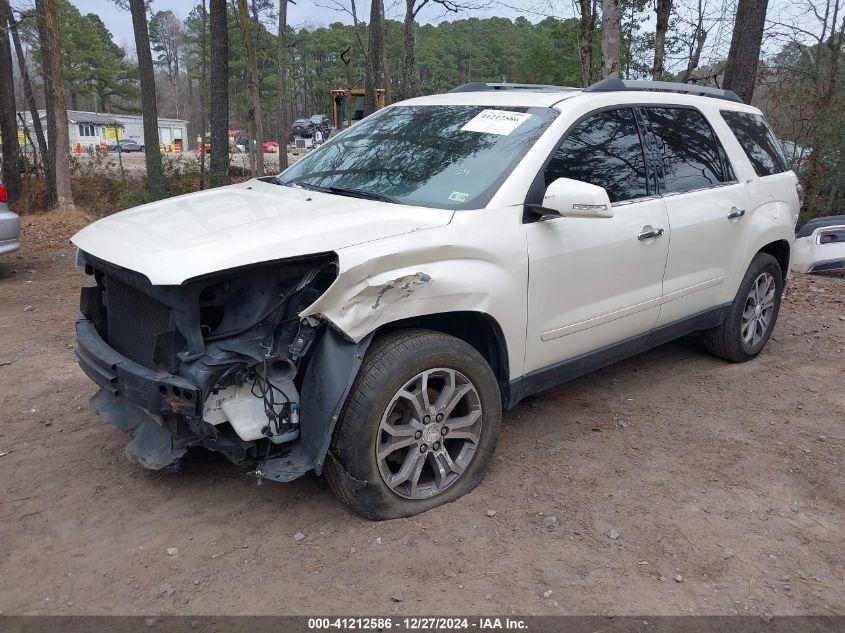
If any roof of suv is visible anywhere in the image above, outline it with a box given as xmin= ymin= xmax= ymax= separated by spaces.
xmin=400 ymin=79 xmax=760 ymax=114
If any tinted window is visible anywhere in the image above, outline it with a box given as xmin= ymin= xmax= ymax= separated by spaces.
xmin=645 ymin=107 xmax=728 ymax=193
xmin=545 ymin=108 xmax=648 ymax=203
xmin=721 ymin=111 xmax=788 ymax=176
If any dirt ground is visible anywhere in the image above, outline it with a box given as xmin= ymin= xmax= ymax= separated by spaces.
xmin=0 ymin=211 xmax=843 ymax=616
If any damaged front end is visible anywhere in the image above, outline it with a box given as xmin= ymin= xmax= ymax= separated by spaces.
xmin=75 ymin=251 xmax=369 ymax=482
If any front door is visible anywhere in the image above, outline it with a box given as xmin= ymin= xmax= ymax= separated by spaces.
xmin=524 ymin=107 xmax=670 ymax=376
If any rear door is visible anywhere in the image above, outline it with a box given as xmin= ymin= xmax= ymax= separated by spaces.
xmin=524 ymin=107 xmax=670 ymax=375
xmin=642 ymin=106 xmax=749 ymax=327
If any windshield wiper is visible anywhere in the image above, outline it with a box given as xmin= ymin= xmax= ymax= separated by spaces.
xmin=324 ymin=186 xmax=400 ymax=204
xmin=281 ymin=180 xmax=400 ymax=204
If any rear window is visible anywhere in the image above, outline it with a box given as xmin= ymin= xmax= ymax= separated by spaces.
xmin=720 ymin=111 xmax=789 ymax=177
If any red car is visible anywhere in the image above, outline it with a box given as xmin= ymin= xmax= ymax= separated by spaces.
xmin=262 ymin=141 xmax=280 ymax=153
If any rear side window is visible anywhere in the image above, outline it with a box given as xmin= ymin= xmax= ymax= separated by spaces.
xmin=544 ymin=108 xmax=648 ymax=203
xmin=720 ymin=111 xmax=788 ymax=176
xmin=645 ymin=107 xmax=729 ymax=193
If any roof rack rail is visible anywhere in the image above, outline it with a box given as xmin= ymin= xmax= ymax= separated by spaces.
xmin=583 ymin=78 xmax=743 ymax=104
xmin=449 ymin=82 xmax=576 ymax=93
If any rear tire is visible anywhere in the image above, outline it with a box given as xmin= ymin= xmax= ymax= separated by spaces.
xmin=702 ymin=252 xmax=783 ymax=362
xmin=325 ymin=329 xmax=502 ymax=520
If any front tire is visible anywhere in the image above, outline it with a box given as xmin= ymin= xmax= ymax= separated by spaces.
xmin=703 ymin=252 xmax=784 ymax=362
xmin=325 ymin=329 xmax=502 ymax=520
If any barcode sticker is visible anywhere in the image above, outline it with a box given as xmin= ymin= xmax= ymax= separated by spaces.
xmin=461 ymin=109 xmax=533 ymax=135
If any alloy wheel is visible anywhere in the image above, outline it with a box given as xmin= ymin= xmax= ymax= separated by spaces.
xmin=741 ymin=272 xmax=776 ymax=347
xmin=376 ymin=368 xmax=483 ymax=500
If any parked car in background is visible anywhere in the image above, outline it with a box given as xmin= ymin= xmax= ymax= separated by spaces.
xmin=309 ymin=114 xmax=332 ymax=136
xmin=71 ymin=79 xmax=799 ymax=520
xmin=0 ymin=183 xmax=21 ymax=256
xmin=793 ymin=215 xmax=845 ymax=273
xmin=107 ymin=139 xmax=144 ymax=153
xmin=262 ymin=141 xmax=280 ymax=153
xmin=291 ymin=118 xmax=316 ymax=137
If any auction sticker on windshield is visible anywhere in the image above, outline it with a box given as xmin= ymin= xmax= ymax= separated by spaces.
xmin=461 ymin=109 xmax=533 ymax=135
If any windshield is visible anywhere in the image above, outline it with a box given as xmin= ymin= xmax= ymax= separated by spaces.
xmin=276 ymin=105 xmax=558 ymax=209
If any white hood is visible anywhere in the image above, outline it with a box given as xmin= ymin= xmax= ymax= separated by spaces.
xmin=71 ymin=179 xmax=454 ymax=285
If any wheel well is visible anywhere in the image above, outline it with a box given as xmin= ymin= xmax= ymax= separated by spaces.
xmin=371 ymin=312 xmax=510 ymax=406
xmin=759 ymin=240 xmax=790 ymax=281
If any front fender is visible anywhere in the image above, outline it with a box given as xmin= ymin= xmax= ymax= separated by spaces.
xmin=299 ymin=215 xmax=528 ymax=381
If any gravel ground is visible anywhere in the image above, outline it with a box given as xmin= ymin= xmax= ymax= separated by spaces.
xmin=0 ymin=211 xmax=843 ymax=616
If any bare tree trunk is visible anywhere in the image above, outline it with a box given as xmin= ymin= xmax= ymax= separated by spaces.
xmin=36 ymin=0 xmax=73 ymax=210
xmin=578 ymin=0 xmax=593 ymax=86
xmin=9 ymin=12 xmax=50 ymax=186
xmin=0 ymin=0 xmax=22 ymax=203
xmin=820 ymin=9 xmax=843 ymax=110
xmin=129 ymin=0 xmax=165 ymax=198
xmin=364 ymin=0 xmax=385 ymax=116
xmin=680 ymin=0 xmax=707 ymax=82
xmin=402 ymin=0 xmax=416 ymax=99
xmin=341 ymin=46 xmax=353 ymax=128
xmin=277 ymin=0 xmax=289 ymax=170
xmin=237 ymin=0 xmax=263 ymax=176
xmin=210 ymin=0 xmax=228 ymax=185
xmin=381 ymin=18 xmax=391 ymax=104
xmin=601 ymin=0 xmax=621 ymax=79
xmin=199 ymin=0 xmax=207 ymax=189
xmin=722 ymin=0 xmax=769 ymax=103
xmin=653 ymin=0 xmax=672 ymax=80
xmin=35 ymin=3 xmax=56 ymax=206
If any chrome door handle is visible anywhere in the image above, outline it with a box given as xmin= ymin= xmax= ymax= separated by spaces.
xmin=728 ymin=207 xmax=746 ymax=219
xmin=638 ymin=227 xmax=664 ymax=241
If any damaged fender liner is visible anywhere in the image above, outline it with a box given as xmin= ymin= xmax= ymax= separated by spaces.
xmin=254 ymin=326 xmax=372 ymax=482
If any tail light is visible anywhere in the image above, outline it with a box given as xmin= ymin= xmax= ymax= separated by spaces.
xmin=0 ymin=183 xmax=6 ymax=203
xmin=796 ymin=182 xmax=804 ymax=207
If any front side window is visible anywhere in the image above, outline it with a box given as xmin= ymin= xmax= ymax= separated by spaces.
xmin=645 ymin=107 xmax=728 ymax=193
xmin=277 ymin=105 xmax=558 ymax=209
xmin=544 ymin=108 xmax=648 ymax=203
xmin=720 ymin=110 xmax=788 ymax=177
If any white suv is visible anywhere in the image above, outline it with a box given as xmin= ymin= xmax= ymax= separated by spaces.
xmin=72 ymin=79 xmax=799 ymax=519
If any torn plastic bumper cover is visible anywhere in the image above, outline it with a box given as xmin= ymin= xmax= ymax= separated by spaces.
xmin=76 ymin=312 xmax=372 ymax=480
xmin=92 ymin=389 xmax=187 ymax=470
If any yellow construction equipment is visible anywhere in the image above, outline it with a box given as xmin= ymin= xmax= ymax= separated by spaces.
xmin=331 ymin=89 xmax=385 ymax=130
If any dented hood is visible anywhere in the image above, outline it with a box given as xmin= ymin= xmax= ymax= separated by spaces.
xmin=71 ymin=179 xmax=454 ymax=285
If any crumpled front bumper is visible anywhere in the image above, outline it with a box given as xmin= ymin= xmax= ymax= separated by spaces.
xmin=75 ymin=315 xmax=203 ymax=469
xmin=75 ymin=315 xmax=201 ymax=417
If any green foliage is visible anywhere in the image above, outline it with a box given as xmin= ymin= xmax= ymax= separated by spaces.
xmin=18 ymin=0 xmax=138 ymax=110
xmin=761 ymin=40 xmax=845 ymax=222
xmin=58 ymin=0 xmax=138 ymax=108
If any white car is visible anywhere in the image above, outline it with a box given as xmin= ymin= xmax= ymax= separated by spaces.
xmin=792 ymin=215 xmax=845 ymax=274
xmin=72 ymin=79 xmax=800 ymax=519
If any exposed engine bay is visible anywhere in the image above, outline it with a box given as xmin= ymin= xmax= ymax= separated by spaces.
xmin=76 ymin=250 xmax=368 ymax=482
